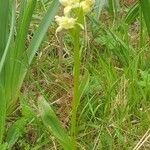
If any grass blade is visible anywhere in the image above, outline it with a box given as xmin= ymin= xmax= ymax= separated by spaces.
xmin=11 ymin=0 xmax=37 ymax=95
xmin=107 ymin=0 xmax=120 ymax=20
xmin=27 ymin=0 xmax=60 ymax=64
xmin=78 ymin=70 xmax=90 ymax=105
xmin=124 ymin=2 xmax=139 ymax=24
xmin=139 ymin=0 xmax=150 ymax=35
xmin=13 ymin=0 xmax=60 ymax=98
xmin=0 ymin=85 xmax=6 ymax=144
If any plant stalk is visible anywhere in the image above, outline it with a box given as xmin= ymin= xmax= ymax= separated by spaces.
xmin=71 ymin=27 xmax=80 ymax=148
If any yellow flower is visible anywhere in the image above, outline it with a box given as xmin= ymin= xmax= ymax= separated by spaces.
xmin=64 ymin=3 xmax=80 ymax=16
xmin=56 ymin=0 xmax=94 ymax=33
xmin=80 ymin=1 xmax=91 ymax=13
xmin=55 ymin=16 xmax=76 ymax=32
xmin=59 ymin=0 xmax=80 ymax=16
xmin=80 ymin=0 xmax=95 ymax=13
xmin=64 ymin=6 xmax=72 ymax=16
xmin=59 ymin=0 xmax=80 ymax=7
xmin=85 ymin=0 xmax=95 ymax=6
xmin=59 ymin=0 xmax=72 ymax=7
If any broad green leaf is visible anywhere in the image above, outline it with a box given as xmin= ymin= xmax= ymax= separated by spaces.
xmin=11 ymin=0 xmax=60 ymax=100
xmin=0 ymin=0 xmax=11 ymax=145
xmin=17 ymin=0 xmax=27 ymax=32
xmin=0 ymin=0 xmax=9 ymax=59
xmin=6 ymin=118 xmax=27 ymax=149
xmin=38 ymin=96 xmax=74 ymax=150
xmin=0 ymin=0 xmax=15 ymax=74
xmin=27 ymin=0 xmax=60 ymax=64
xmin=10 ymin=0 xmax=37 ymax=99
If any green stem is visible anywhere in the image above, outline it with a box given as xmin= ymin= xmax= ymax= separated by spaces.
xmin=0 ymin=87 xmax=6 ymax=145
xmin=139 ymin=5 xmax=143 ymax=48
xmin=71 ymin=27 xmax=80 ymax=146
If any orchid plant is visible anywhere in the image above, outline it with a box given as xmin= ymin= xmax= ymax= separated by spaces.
xmin=55 ymin=0 xmax=95 ymax=144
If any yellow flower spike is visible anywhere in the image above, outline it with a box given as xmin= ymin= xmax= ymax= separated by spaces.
xmin=56 ymin=0 xmax=95 ymax=33
xmin=55 ymin=16 xmax=76 ymax=32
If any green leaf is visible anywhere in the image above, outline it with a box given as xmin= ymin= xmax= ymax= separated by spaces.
xmin=0 ymin=0 xmax=60 ymax=146
xmin=38 ymin=96 xmax=74 ymax=150
xmin=0 ymin=0 xmax=9 ymax=59
xmin=139 ymin=0 xmax=150 ymax=35
xmin=0 ymin=85 xmax=6 ymax=144
xmin=0 ymin=143 xmax=7 ymax=150
xmin=107 ymin=0 xmax=120 ymax=19
xmin=10 ymin=0 xmax=37 ymax=97
xmin=15 ymin=0 xmax=60 ymax=98
xmin=27 ymin=0 xmax=60 ymax=64
xmin=6 ymin=117 xmax=27 ymax=149
xmin=78 ymin=70 xmax=90 ymax=104
xmin=124 ymin=2 xmax=139 ymax=24
xmin=0 ymin=0 xmax=15 ymax=74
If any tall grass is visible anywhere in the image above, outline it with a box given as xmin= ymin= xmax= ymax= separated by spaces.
xmin=139 ymin=0 xmax=150 ymax=35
